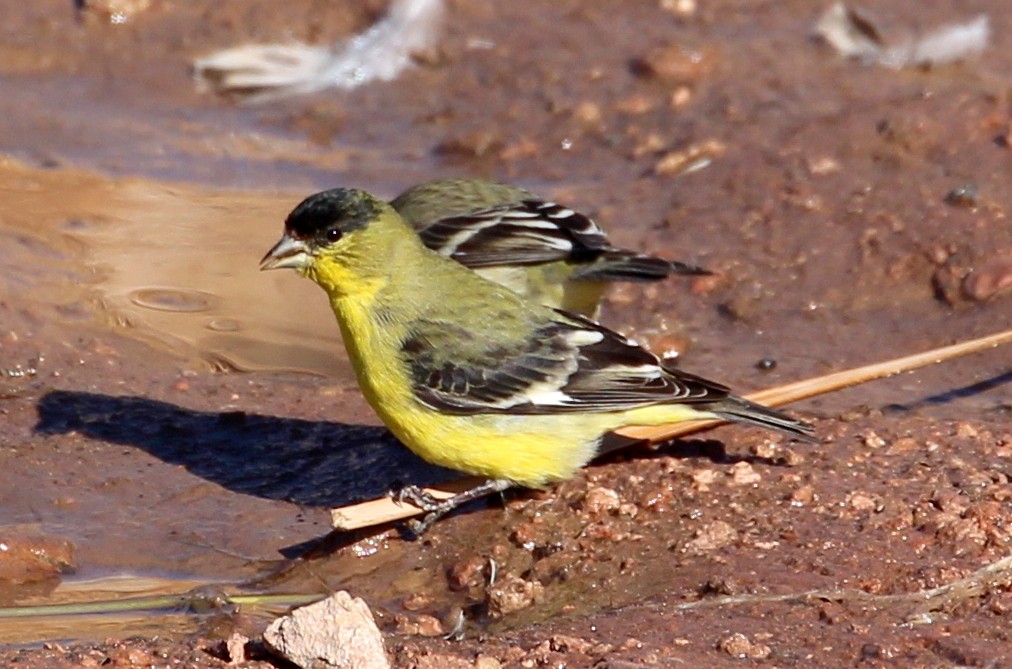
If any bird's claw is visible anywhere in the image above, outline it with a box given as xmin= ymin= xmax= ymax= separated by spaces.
xmin=392 ymin=484 xmax=444 ymax=511
xmin=403 ymin=512 xmax=441 ymax=537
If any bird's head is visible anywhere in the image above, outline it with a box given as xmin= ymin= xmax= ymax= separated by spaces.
xmin=260 ymin=188 xmax=400 ymax=287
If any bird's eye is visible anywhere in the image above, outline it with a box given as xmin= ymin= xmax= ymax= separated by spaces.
xmin=326 ymin=228 xmax=342 ymax=243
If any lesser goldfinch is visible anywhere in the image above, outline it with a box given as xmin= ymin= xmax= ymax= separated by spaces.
xmin=261 ymin=188 xmax=813 ymax=531
xmin=390 ymin=178 xmax=709 ymax=317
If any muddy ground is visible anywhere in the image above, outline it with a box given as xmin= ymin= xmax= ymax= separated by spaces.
xmin=1 ymin=0 xmax=1010 ymax=666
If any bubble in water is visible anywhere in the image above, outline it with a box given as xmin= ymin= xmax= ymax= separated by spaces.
xmin=129 ymin=288 xmax=216 ymax=313
xmin=206 ymin=318 xmax=242 ymax=332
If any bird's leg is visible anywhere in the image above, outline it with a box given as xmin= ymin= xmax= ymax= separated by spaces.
xmin=395 ymin=479 xmax=513 ymax=536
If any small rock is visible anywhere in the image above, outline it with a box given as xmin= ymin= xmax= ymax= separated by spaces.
xmin=962 ymin=250 xmax=1012 ymax=301
xmin=718 ymin=632 xmax=772 ymax=659
xmin=474 ymin=656 xmax=502 ymax=669
xmin=954 ymin=422 xmax=979 ymax=439
xmin=400 ymin=593 xmax=433 ymax=612
xmin=263 ymin=591 xmax=389 ymax=669
xmin=702 ymin=576 xmax=740 ymax=596
xmin=931 ymin=488 xmax=970 ymax=515
xmin=989 ymin=591 xmax=1012 ymax=615
xmin=225 ymin=633 xmax=250 ymax=665
xmin=615 ymin=94 xmax=654 ymax=115
xmin=393 ymin=613 xmax=444 ymax=637
xmin=653 ymin=139 xmax=726 ymax=176
xmin=487 ymin=573 xmax=544 ymax=618
xmin=446 ymin=555 xmax=487 ymax=591
xmin=402 ymin=651 xmax=474 ymax=669
xmin=790 ymin=484 xmax=816 ymax=505
xmin=685 ymin=520 xmax=738 ymax=553
xmin=659 ymin=0 xmax=697 ymax=18
xmin=500 ymin=647 xmax=526 ymax=664
xmin=691 ymin=468 xmax=721 ymax=490
xmin=807 ymin=156 xmax=841 ymax=175
xmin=860 ymin=430 xmax=887 ymax=449
xmin=847 ymin=491 xmax=878 ymax=513
xmin=729 ymin=462 xmax=762 ymax=486
xmin=549 ymin=635 xmax=593 ymax=654
xmin=572 ymin=101 xmax=603 ymax=126
xmin=887 ymin=437 xmax=919 ymax=454
xmin=782 ymin=447 xmax=805 ymax=466
xmin=80 ymin=0 xmax=151 ymax=23
xmin=628 ymin=132 xmax=668 ymax=159
xmin=669 ymin=86 xmax=694 ymax=108
xmin=581 ymin=486 xmax=621 ymax=517
xmin=578 ymin=522 xmax=630 ymax=543
xmin=943 ymin=184 xmax=979 ymax=208
xmin=633 ymin=44 xmax=717 ymax=85
xmin=617 ymin=502 xmax=639 ymax=518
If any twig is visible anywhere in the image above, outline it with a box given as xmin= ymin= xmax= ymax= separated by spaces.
xmin=664 ymin=554 xmax=1012 ymax=621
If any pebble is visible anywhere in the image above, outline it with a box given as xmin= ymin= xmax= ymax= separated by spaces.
xmin=729 ymin=462 xmax=762 ymax=486
xmin=487 ymin=573 xmax=545 ymax=618
xmin=685 ymin=520 xmax=738 ymax=553
xmin=263 ymin=591 xmax=389 ymax=669
xmin=962 ymin=250 xmax=1012 ymax=301
xmin=718 ymin=632 xmax=772 ymax=659
xmin=581 ymin=486 xmax=621 ymax=517
xmin=653 ymin=139 xmax=727 ymax=176
xmin=81 ymin=0 xmax=151 ymax=23
xmin=633 ymin=44 xmax=717 ymax=86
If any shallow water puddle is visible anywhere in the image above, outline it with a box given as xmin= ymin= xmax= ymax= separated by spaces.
xmin=0 ymin=157 xmax=351 ymax=378
xmin=0 ymin=574 xmax=219 ymax=645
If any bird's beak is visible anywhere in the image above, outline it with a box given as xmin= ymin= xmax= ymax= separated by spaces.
xmin=260 ymin=233 xmax=311 ymax=271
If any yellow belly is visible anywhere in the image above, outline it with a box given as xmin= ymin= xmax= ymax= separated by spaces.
xmin=327 ymin=285 xmax=710 ymax=488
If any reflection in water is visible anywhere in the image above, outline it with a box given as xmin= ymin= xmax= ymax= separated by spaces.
xmin=128 ymin=287 xmax=217 ymax=313
xmin=0 ymin=573 xmax=323 ymax=646
xmin=0 ymin=158 xmax=355 ymax=377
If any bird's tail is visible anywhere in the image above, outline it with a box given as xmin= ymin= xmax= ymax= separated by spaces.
xmin=710 ymin=396 xmax=817 ymax=442
xmin=571 ymin=251 xmax=710 ymax=282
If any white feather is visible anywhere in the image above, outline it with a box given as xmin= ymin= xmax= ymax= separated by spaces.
xmin=194 ymin=0 xmax=445 ymax=102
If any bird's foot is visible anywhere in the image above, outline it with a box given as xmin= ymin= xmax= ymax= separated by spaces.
xmin=392 ymin=484 xmax=445 ymax=511
xmin=393 ymin=479 xmax=514 ymax=537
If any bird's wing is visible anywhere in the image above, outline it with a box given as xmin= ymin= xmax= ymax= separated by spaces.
xmin=415 ymin=199 xmax=611 ymax=267
xmin=401 ymin=313 xmax=729 ymax=415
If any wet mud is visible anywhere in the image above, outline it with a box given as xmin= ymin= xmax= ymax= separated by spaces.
xmin=0 ymin=0 xmax=1010 ymax=666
